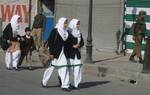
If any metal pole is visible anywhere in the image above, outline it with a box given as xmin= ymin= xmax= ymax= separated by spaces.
xmin=0 ymin=18 xmax=2 ymax=49
xmin=143 ymin=37 xmax=150 ymax=73
xmin=38 ymin=0 xmax=42 ymax=13
xmin=122 ymin=0 xmax=126 ymax=56
xmin=28 ymin=0 xmax=32 ymax=28
xmin=0 ymin=18 xmax=2 ymax=35
xmin=85 ymin=0 xmax=93 ymax=63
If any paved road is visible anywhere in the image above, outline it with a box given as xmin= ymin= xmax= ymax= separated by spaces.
xmin=1 ymin=50 xmax=150 ymax=95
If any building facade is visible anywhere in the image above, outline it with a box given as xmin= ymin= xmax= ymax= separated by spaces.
xmin=55 ymin=0 xmax=124 ymax=52
xmin=0 ymin=0 xmax=124 ymax=52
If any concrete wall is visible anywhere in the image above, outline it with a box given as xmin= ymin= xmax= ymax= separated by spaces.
xmin=55 ymin=0 xmax=123 ymax=52
xmin=0 ymin=0 xmax=123 ymax=52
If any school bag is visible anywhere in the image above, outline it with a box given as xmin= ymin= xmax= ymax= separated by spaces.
xmin=39 ymin=30 xmax=58 ymax=68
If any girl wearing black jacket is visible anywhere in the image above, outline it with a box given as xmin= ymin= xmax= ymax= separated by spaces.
xmin=67 ymin=19 xmax=84 ymax=89
xmin=41 ymin=17 xmax=71 ymax=91
xmin=3 ymin=15 xmax=21 ymax=70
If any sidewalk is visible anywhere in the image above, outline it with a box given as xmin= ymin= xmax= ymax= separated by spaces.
xmin=81 ymin=48 xmax=150 ymax=85
xmin=1 ymin=48 xmax=150 ymax=85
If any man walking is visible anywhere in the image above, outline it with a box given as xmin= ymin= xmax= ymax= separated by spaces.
xmin=129 ymin=10 xmax=147 ymax=63
xmin=32 ymin=8 xmax=46 ymax=51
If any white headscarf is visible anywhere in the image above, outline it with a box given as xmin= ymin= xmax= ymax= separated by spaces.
xmin=55 ymin=17 xmax=68 ymax=41
xmin=10 ymin=15 xmax=20 ymax=37
xmin=68 ymin=18 xmax=81 ymax=44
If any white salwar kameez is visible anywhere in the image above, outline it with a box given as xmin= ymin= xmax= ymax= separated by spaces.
xmin=42 ymin=17 xmax=69 ymax=89
xmin=42 ymin=47 xmax=69 ymax=88
xmin=68 ymin=18 xmax=83 ymax=88
xmin=5 ymin=15 xmax=21 ymax=70
xmin=68 ymin=55 xmax=82 ymax=88
xmin=5 ymin=50 xmax=21 ymax=69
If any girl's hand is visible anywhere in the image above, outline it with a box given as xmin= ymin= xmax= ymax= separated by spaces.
xmin=7 ymin=40 xmax=10 ymax=43
xmin=73 ymin=44 xmax=80 ymax=48
xmin=49 ymin=54 xmax=54 ymax=60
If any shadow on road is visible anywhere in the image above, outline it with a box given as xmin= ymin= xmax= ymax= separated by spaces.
xmin=79 ymin=81 xmax=110 ymax=89
xmin=93 ymin=55 xmax=124 ymax=64
xmin=40 ymin=81 xmax=110 ymax=89
xmin=44 ymin=85 xmax=60 ymax=88
xmin=18 ymin=66 xmax=44 ymax=71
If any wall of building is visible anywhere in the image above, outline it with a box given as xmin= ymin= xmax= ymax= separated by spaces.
xmin=0 ymin=0 xmax=37 ymax=35
xmin=0 ymin=0 xmax=124 ymax=52
xmin=55 ymin=0 xmax=123 ymax=52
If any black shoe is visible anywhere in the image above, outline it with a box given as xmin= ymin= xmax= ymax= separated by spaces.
xmin=58 ymin=76 xmax=62 ymax=86
xmin=70 ymin=85 xmax=79 ymax=90
xmin=139 ymin=57 xmax=143 ymax=64
xmin=62 ymin=88 xmax=71 ymax=92
xmin=72 ymin=86 xmax=79 ymax=90
xmin=15 ymin=68 xmax=20 ymax=71
xmin=139 ymin=60 xmax=143 ymax=64
xmin=12 ymin=67 xmax=16 ymax=70
xmin=13 ymin=67 xmax=20 ymax=71
xmin=41 ymin=81 xmax=48 ymax=88
xmin=6 ymin=67 xmax=12 ymax=70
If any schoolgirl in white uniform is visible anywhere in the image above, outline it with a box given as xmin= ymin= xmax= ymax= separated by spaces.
xmin=3 ymin=15 xmax=21 ymax=70
xmin=68 ymin=18 xmax=84 ymax=89
xmin=41 ymin=17 xmax=71 ymax=91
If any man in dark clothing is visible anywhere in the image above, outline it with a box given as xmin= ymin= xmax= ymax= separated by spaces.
xmin=32 ymin=9 xmax=46 ymax=51
xmin=129 ymin=10 xmax=147 ymax=63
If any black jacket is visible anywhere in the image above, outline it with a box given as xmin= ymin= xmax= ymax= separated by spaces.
xmin=3 ymin=23 xmax=13 ymax=41
xmin=2 ymin=23 xmax=21 ymax=50
xmin=3 ymin=23 xmax=21 ymax=41
xmin=47 ymin=28 xmax=68 ymax=58
xmin=66 ymin=32 xmax=84 ymax=59
xmin=20 ymin=35 xmax=35 ymax=53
